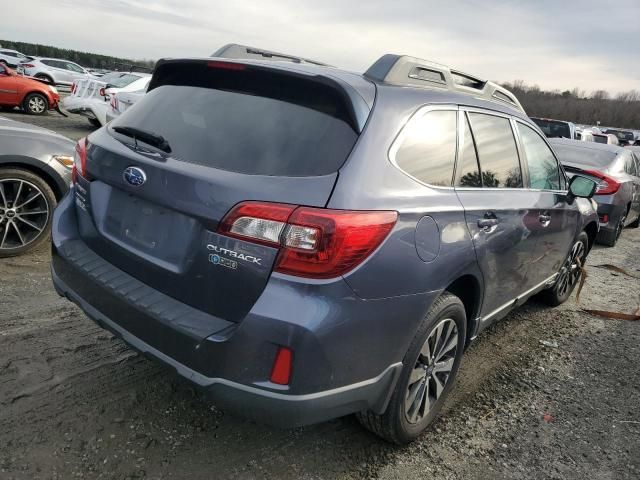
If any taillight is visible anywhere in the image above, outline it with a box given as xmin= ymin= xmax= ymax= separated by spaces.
xmin=218 ymin=201 xmax=398 ymax=279
xmin=22 ymin=63 xmax=34 ymax=68
xmin=72 ymin=137 xmax=88 ymax=184
xmin=584 ymin=169 xmax=620 ymax=195
xmin=71 ymin=82 xmax=76 ymax=94
xmin=110 ymin=94 xmax=118 ymax=110
xmin=99 ymin=87 xmax=106 ymax=97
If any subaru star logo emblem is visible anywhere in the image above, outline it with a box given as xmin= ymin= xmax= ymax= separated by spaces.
xmin=123 ymin=166 xmax=147 ymax=187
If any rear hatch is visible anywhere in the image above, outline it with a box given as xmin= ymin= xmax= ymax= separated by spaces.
xmin=76 ymin=58 xmax=371 ymax=323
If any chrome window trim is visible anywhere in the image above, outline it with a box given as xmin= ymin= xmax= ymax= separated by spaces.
xmin=388 ymin=104 xmax=459 ymax=190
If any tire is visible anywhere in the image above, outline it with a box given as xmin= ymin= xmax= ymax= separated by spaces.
xmin=0 ymin=168 xmax=57 ymax=257
xmin=88 ymin=117 xmax=101 ymax=127
xmin=538 ymin=232 xmax=589 ymax=306
xmin=357 ymin=292 xmax=467 ymax=444
xmin=35 ymin=74 xmax=54 ymax=85
xmin=23 ymin=92 xmax=49 ymax=115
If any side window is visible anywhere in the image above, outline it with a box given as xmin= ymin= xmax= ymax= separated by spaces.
xmin=393 ymin=109 xmax=457 ymax=187
xmin=468 ymin=113 xmax=523 ymax=188
xmin=455 ymin=113 xmax=482 ymax=187
xmin=41 ymin=60 xmax=54 ymax=67
xmin=66 ymin=63 xmax=84 ymax=73
xmin=517 ymin=123 xmax=561 ymax=190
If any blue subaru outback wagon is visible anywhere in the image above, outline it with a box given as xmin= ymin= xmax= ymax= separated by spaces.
xmin=51 ymin=51 xmax=599 ymax=443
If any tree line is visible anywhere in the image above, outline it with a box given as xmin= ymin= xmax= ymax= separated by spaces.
xmin=502 ymin=80 xmax=640 ymax=130
xmin=0 ymin=40 xmax=155 ymax=71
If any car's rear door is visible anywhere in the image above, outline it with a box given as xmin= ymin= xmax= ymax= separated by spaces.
xmin=454 ymin=109 xmax=539 ymax=325
xmin=75 ymin=59 xmax=371 ymax=324
xmin=514 ymin=120 xmax=579 ymax=286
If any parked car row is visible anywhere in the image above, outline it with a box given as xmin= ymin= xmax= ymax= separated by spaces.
xmin=1 ymin=44 xmax=636 ymax=445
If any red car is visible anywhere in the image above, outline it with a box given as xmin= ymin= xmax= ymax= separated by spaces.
xmin=0 ymin=64 xmax=60 ymax=115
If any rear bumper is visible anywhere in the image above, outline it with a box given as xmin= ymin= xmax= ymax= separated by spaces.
xmin=50 ymin=193 xmax=433 ymax=427
xmin=52 ymin=267 xmax=400 ymax=427
xmin=594 ymin=200 xmax=626 ymax=238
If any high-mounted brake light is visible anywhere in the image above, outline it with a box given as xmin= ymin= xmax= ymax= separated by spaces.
xmin=218 ymin=202 xmax=398 ymax=279
xmin=584 ymin=169 xmax=620 ymax=195
xmin=207 ymin=60 xmax=246 ymax=71
xmin=72 ymin=137 xmax=88 ymax=184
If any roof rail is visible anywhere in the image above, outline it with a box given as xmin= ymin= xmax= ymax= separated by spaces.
xmin=211 ymin=44 xmax=331 ymax=67
xmin=364 ymin=54 xmax=525 ymax=114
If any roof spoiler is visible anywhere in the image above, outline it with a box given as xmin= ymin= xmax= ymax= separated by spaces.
xmin=211 ymin=44 xmax=331 ymax=67
xmin=364 ymin=54 xmax=525 ymax=114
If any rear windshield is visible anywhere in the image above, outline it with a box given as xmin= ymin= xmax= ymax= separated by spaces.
xmin=101 ymin=73 xmax=142 ymax=88
xmin=531 ymin=118 xmax=572 ymax=139
xmin=605 ymin=130 xmax=634 ymax=142
xmin=111 ymin=67 xmax=360 ymax=176
xmin=552 ymin=144 xmax=617 ymax=168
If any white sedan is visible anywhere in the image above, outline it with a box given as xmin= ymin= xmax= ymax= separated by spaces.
xmin=62 ymin=72 xmax=150 ymax=126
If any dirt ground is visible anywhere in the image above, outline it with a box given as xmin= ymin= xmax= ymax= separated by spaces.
xmin=1 ymin=111 xmax=639 ymax=480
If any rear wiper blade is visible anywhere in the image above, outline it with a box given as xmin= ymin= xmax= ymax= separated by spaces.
xmin=112 ymin=125 xmax=171 ymax=153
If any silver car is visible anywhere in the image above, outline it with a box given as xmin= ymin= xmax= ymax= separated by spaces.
xmin=18 ymin=58 xmax=95 ymax=86
xmin=0 ymin=116 xmax=75 ymax=256
xmin=551 ymin=138 xmax=640 ymax=246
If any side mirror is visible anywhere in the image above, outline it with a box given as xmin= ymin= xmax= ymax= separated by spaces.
xmin=567 ymin=175 xmax=597 ymax=202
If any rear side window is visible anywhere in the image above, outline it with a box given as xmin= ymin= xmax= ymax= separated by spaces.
xmin=112 ymin=67 xmax=360 ymax=176
xmin=468 ymin=113 xmax=522 ymax=188
xmin=517 ymin=123 xmax=560 ymax=190
xmin=393 ymin=110 xmax=457 ymax=187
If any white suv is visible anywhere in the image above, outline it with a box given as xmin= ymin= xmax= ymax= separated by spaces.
xmin=18 ymin=58 xmax=95 ymax=86
xmin=0 ymin=49 xmax=31 ymax=68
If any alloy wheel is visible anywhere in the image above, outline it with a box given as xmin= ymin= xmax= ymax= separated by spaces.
xmin=404 ymin=318 xmax=458 ymax=424
xmin=28 ymin=96 xmax=46 ymax=114
xmin=0 ymin=178 xmax=50 ymax=251
xmin=556 ymin=240 xmax=585 ymax=298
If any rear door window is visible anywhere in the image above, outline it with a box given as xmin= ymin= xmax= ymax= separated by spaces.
xmin=111 ymin=68 xmax=360 ymax=177
xmin=467 ymin=113 xmax=523 ymax=188
xmin=393 ymin=109 xmax=457 ymax=187
xmin=517 ymin=122 xmax=561 ymax=190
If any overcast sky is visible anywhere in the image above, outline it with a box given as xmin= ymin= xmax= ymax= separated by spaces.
xmin=3 ymin=0 xmax=639 ymax=93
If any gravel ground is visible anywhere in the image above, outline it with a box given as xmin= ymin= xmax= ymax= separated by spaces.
xmin=0 ymin=112 xmax=639 ymax=479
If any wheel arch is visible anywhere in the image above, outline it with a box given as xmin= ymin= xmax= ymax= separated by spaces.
xmin=444 ymin=274 xmax=483 ymax=344
xmin=0 ymin=156 xmax=68 ymax=201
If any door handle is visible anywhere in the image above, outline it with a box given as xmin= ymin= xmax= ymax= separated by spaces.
xmin=539 ymin=214 xmax=551 ymax=227
xmin=477 ymin=212 xmax=499 ymax=232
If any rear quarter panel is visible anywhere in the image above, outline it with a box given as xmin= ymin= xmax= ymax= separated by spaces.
xmin=328 ymin=87 xmax=483 ymax=301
